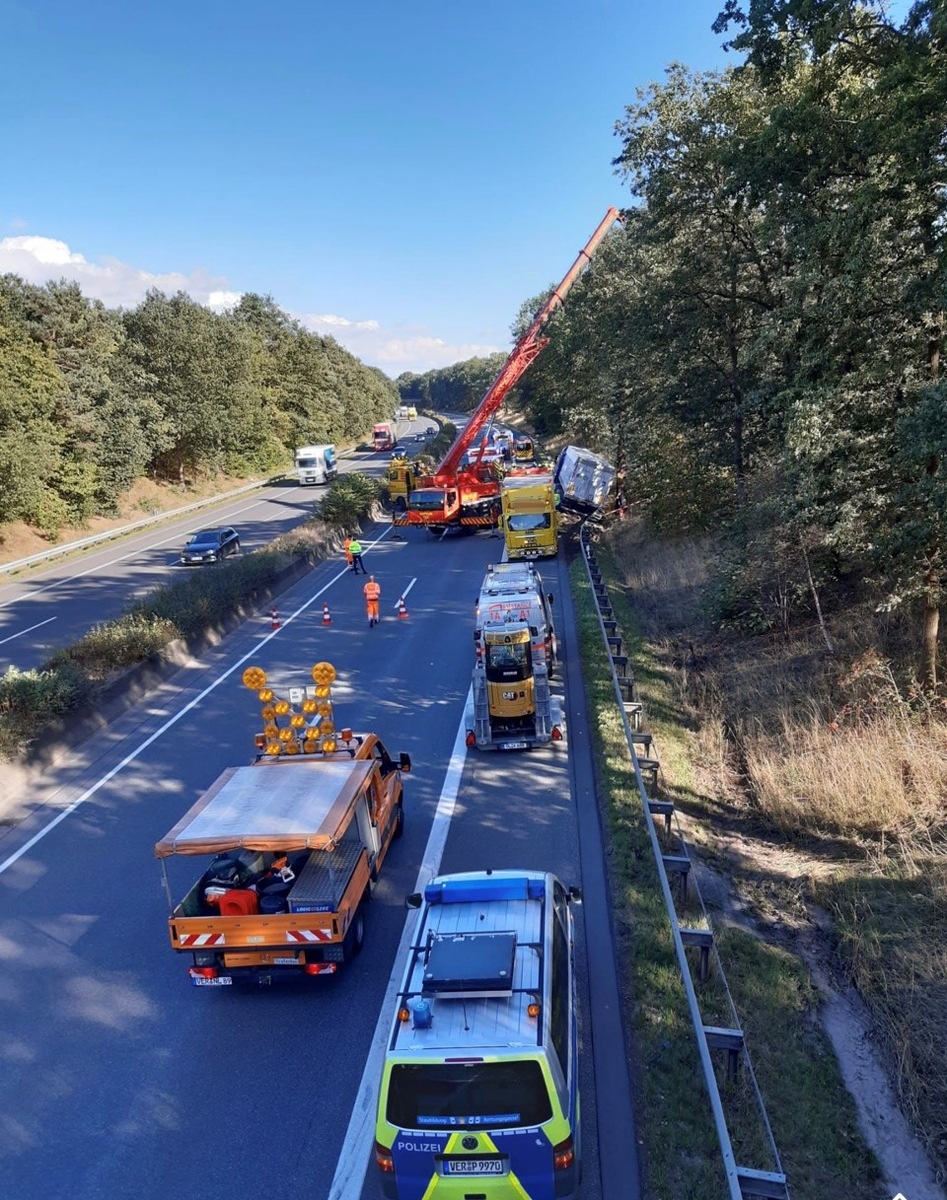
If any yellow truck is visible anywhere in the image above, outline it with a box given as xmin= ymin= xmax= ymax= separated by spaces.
xmin=386 ymin=453 xmax=421 ymax=513
xmin=500 ymin=469 xmax=559 ymax=559
xmin=466 ymin=564 xmax=563 ymax=751
xmin=154 ymin=662 xmax=411 ymax=987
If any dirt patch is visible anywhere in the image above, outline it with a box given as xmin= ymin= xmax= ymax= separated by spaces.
xmin=682 ymin=800 xmax=945 ymax=1199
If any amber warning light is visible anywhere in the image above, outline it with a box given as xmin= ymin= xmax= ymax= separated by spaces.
xmin=242 ymin=662 xmax=340 ymax=757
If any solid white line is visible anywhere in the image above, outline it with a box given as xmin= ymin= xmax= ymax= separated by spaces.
xmin=392 ymin=576 xmax=417 ymax=608
xmin=328 ymin=696 xmax=470 ymax=1200
xmin=0 ymin=616 xmax=57 ymax=645
xmin=0 ymin=527 xmax=392 ymax=877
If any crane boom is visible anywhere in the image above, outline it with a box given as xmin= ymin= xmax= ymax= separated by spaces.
xmin=434 ymin=206 xmax=620 ymax=481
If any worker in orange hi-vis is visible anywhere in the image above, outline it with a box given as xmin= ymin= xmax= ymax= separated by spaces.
xmin=343 ymin=536 xmax=354 ymax=570
xmin=363 ymin=575 xmax=382 ymax=627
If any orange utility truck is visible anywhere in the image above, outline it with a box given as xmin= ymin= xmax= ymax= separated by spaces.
xmin=155 ymin=662 xmax=411 ymax=987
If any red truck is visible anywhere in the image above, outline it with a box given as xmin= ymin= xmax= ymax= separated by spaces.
xmin=373 ymin=422 xmax=395 ymax=451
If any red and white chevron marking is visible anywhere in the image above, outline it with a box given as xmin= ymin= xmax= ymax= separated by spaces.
xmin=179 ymin=932 xmax=225 ymax=948
xmin=286 ymin=928 xmax=332 ymax=943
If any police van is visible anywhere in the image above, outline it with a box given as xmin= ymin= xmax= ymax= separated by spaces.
xmin=374 ymin=869 xmax=582 ymax=1199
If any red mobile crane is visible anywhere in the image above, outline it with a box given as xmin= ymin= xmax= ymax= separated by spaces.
xmin=395 ymin=207 xmax=620 ymax=532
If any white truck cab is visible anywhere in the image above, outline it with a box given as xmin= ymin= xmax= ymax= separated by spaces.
xmin=294 ymin=444 xmax=338 ymax=485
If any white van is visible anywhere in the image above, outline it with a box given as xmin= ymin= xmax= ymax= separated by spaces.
xmin=474 ymin=562 xmax=558 ymax=673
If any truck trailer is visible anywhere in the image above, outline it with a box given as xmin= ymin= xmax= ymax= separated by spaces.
xmin=553 ymin=446 xmax=616 ymax=517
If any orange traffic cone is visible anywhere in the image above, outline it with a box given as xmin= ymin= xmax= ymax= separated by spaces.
xmin=270 ymin=607 xmax=281 ymax=631
xmin=322 ymin=602 xmax=332 ymax=626
xmin=397 ymin=596 xmax=409 ymax=619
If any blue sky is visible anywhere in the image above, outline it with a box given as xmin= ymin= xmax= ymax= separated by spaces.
xmin=2 ymin=1 xmax=746 ymax=374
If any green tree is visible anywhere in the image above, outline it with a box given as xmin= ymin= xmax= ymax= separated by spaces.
xmin=0 ymin=308 xmax=68 ymax=531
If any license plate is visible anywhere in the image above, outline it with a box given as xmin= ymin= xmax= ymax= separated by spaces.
xmin=444 ymin=1159 xmax=503 ymax=1176
xmin=501 ymin=741 xmax=528 ymax=750
xmin=273 ymin=957 xmax=300 ymax=965
xmin=190 ymin=976 xmax=232 ymax=987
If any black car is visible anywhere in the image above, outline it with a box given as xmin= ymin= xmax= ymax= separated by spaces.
xmin=426 ymin=426 xmax=436 ymax=434
xmin=179 ymin=527 xmax=240 ymax=564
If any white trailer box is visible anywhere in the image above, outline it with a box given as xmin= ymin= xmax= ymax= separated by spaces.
xmin=553 ymin=446 xmax=615 ymax=517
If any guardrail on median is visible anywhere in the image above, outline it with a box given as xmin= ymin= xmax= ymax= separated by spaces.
xmin=580 ymin=523 xmax=789 ymax=1200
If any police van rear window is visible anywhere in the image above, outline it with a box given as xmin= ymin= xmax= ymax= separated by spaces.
xmin=387 ymin=1061 xmax=552 ymax=1130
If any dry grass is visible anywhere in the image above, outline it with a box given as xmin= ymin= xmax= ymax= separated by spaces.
xmin=598 ymin=514 xmax=947 ymax=1184
xmin=744 ymin=715 xmax=947 ymax=838
xmin=0 ymin=473 xmax=265 ymax=566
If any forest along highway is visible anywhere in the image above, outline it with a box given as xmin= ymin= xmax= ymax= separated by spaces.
xmin=0 ymin=433 xmax=412 ymax=674
xmin=0 ymin=516 xmax=639 ymax=1200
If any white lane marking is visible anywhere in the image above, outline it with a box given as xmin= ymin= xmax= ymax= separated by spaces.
xmin=0 ymin=527 xmax=391 ymax=877
xmin=328 ymin=702 xmax=470 ymax=1200
xmin=0 ymin=495 xmax=301 ymax=609
xmin=392 ymin=576 xmax=417 ymax=608
xmin=0 ymin=616 xmax=57 ymax=645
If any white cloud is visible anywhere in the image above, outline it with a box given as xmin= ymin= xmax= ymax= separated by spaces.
xmin=3 ymin=235 xmax=85 ymax=266
xmin=301 ymin=313 xmax=500 ymax=374
xmin=206 ymin=290 xmax=243 ymax=311
xmin=0 ymin=234 xmax=502 ymax=376
xmin=308 ymin=313 xmax=380 ymax=332
xmin=0 ymin=234 xmax=230 ymax=309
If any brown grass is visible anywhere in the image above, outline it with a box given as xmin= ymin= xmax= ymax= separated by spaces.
xmin=598 ymin=514 xmax=947 ymax=1184
xmin=0 ymin=473 xmax=262 ymax=566
xmin=744 ymin=715 xmax=947 ymax=838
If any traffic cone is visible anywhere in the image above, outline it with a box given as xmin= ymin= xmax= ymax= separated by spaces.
xmin=397 ymin=596 xmax=409 ymax=620
xmin=270 ymin=607 xmax=281 ymax=631
xmin=322 ymin=602 xmax=332 ymax=626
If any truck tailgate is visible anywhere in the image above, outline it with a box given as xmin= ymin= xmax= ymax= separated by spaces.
xmin=168 ymin=845 xmax=368 ymax=950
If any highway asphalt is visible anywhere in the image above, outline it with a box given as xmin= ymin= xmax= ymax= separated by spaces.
xmin=0 ymin=429 xmax=640 ymax=1200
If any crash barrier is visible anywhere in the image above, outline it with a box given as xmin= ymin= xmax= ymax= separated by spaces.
xmin=0 ymin=444 xmax=372 ymax=576
xmin=580 ymin=526 xmax=789 ymax=1200
xmin=0 ymin=478 xmax=277 ymax=575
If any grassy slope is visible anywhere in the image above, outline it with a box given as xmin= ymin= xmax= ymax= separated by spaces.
xmin=570 ymin=527 xmax=887 ymax=1199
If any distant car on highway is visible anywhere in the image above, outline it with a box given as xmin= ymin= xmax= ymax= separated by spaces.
xmin=414 ymin=433 xmax=425 ymax=442
xmin=426 ymin=426 xmax=436 ymax=434
xmin=179 ymin=527 xmax=241 ymax=565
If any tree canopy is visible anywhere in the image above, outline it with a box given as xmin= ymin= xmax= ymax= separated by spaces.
xmin=515 ymin=1 xmax=947 ymax=682
xmin=0 ymin=280 xmax=398 ymax=533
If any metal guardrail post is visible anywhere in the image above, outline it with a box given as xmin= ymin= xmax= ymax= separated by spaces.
xmin=579 ymin=524 xmax=789 ymax=1200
